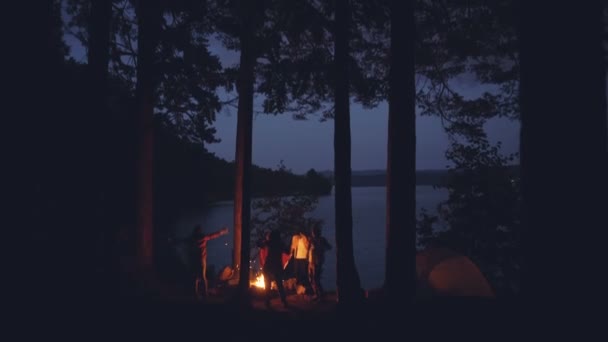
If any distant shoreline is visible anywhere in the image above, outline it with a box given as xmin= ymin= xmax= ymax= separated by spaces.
xmin=318 ymin=165 xmax=520 ymax=187
xmin=319 ymin=169 xmax=450 ymax=187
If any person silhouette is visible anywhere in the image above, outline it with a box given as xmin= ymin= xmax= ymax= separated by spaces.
xmin=170 ymin=225 xmax=229 ymax=298
xmin=261 ymin=230 xmax=289 ymax=308
xmin=308 ymin=225 xmax=332 ymax=300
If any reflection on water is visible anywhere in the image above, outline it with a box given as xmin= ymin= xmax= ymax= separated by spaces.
xmin=172 ymin=186 xmax=448 ymax=291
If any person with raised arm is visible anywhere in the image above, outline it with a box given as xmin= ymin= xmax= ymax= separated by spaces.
xmin=170 ymin=225 xmax=229 ymax=298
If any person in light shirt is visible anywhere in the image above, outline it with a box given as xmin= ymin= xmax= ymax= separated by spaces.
xmin=290 ymin=229 xmax=311 ymax=291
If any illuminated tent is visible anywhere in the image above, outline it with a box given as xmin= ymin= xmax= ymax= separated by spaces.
xmin=416 ymin=247 xmax=495 ymax=298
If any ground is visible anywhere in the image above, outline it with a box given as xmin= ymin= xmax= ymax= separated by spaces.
xmin=17 ymin=280 xmax=559 ymax=340
xmin=205 ymin=285 xmax=340 ymax=316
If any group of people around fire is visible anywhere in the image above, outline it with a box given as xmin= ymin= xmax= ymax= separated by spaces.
xmin=258 ymin=224 xmax=332 ymax=308
xmin=171 ymin=223 xmax=332 ymax=308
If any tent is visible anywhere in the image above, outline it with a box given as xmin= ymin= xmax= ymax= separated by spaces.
xmin=416 ymin=247 xmax=495 ymax=298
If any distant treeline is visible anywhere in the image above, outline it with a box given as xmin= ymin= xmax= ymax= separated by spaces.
xmin=156 ymin=126 xmax=333 ymax=211
xmin=26 ymin=59 xmax=331 ymax=243
xmin=45 ymin=61 xmax=331 ymax=235
xmin=319 ymin=166 xmax=520 ymax=187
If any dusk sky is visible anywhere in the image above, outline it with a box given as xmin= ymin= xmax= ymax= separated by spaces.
xmin=65 ymin=34 xmax=520 ymax=174
xmin=208 ymin=98 xmax=519 ymax=174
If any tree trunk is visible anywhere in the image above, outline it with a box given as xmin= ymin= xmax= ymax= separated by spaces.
xmin=334 ymin=0 xmax=363 ymax=305
xmin=135 ymin=0 xmax=162 ymax=271
xmin=518 ymin=0 xmax=607 ymax=309
xmin=385 ymin=0 xmax=416 ymax=305
xmin=233 ymin=0 xmax=258 ymax=300
xmin=87 ymin=0 xmax=112 ymax=287
xmin=11 ymin=0 xmax=67 ymax=302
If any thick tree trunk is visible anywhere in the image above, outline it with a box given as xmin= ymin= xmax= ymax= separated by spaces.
xmin=11 ymin=0 xmax=66 ymax=302
xmin=233 ymin=0 xmax=258 ymax=299
xmin=385 ymin=0 xmax=416 ymax=305
xmin=135 ymin=0 xmax=162 ymax=271
xmin=518 ymin=0 xmax=607 ymax=309
xmin=334 ymin=0 xmax=363 ymax=305
xmin=87 ymin=0 xmax=112 ymax=286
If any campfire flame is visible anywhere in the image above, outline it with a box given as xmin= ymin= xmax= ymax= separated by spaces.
xmin=250 ymin=273 xmax=278 ymax=290
xmin=251 ymin=273 xmax=266 ymax=289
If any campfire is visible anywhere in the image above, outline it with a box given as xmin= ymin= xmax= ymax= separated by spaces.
xmin=251 ymin=273 xmax=266 ymax=289
xmin=249 ymin=254 xmax=291 ymax=290
xmin=250 ymin=273 xmax=279 ymax=290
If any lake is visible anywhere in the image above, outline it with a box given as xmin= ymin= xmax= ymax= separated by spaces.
xmin=172 ymin=186 xmax=448 ymax=291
